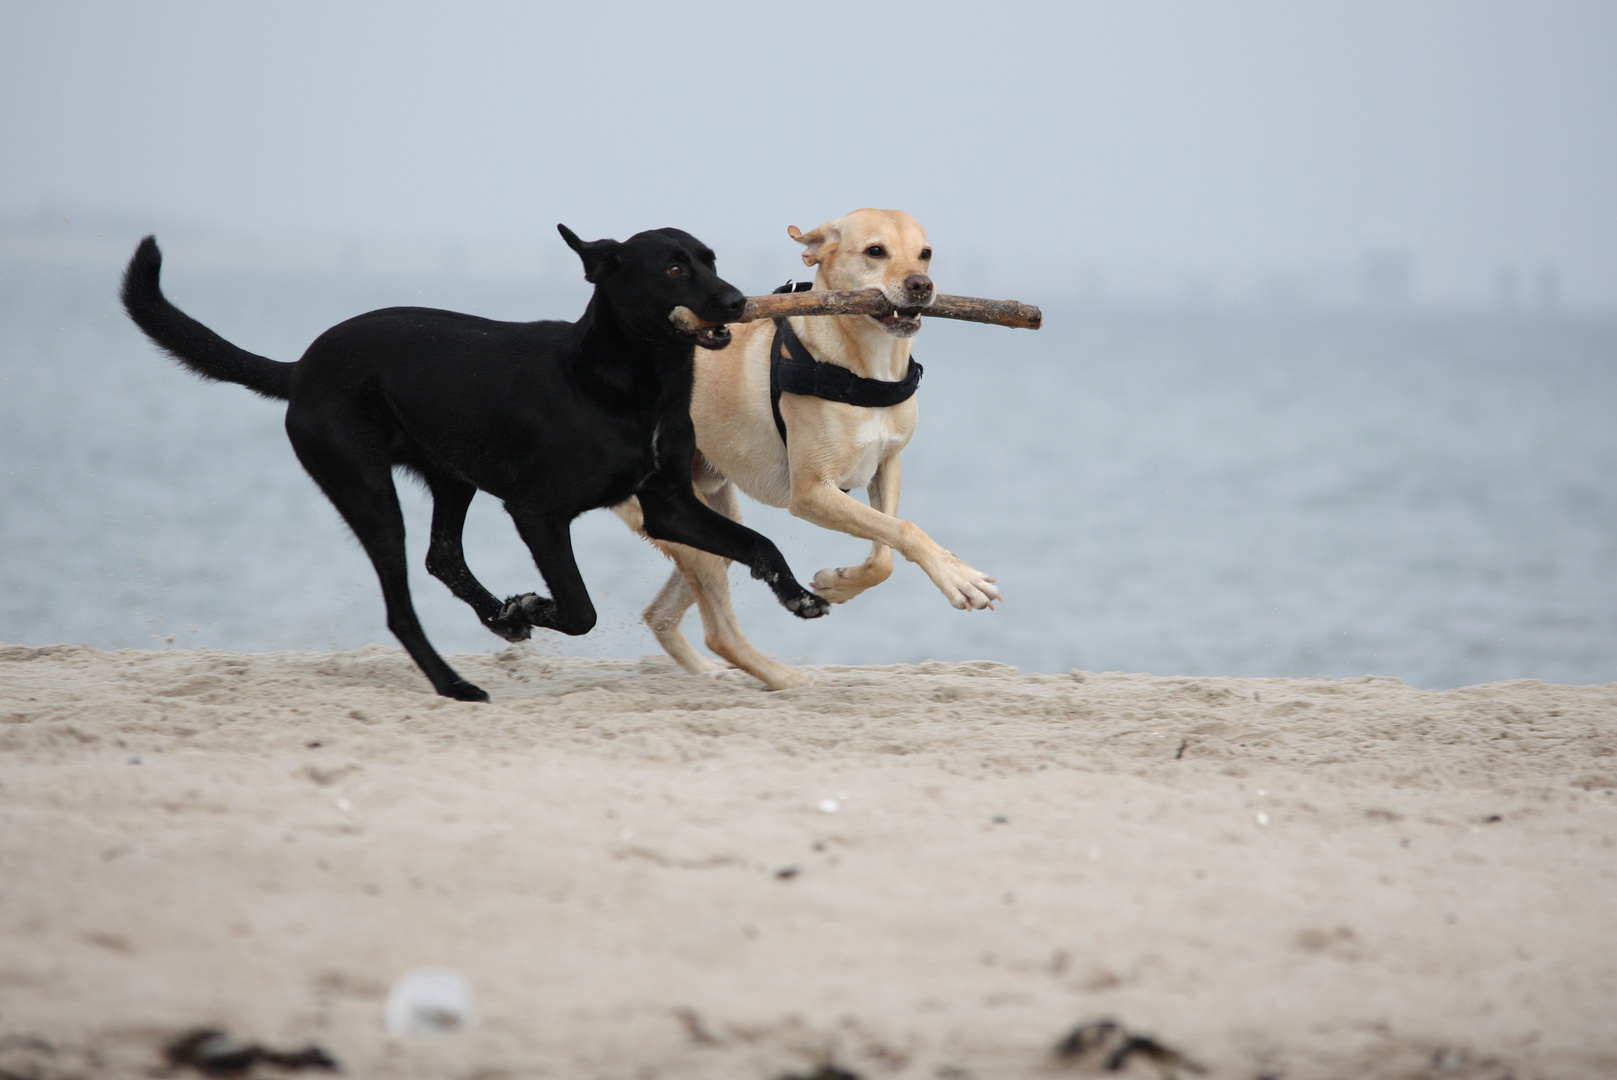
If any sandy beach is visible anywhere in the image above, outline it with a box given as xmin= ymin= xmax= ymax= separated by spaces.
xmin=1 ymin=642 xmax=1614 ymax=1079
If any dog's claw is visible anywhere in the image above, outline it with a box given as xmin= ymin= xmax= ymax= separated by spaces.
xmin=487 ymin=617 xmax=532 ymax=643
xmin=810 ymin=565 xmax=883 ymax=604
xmin=785 ymin=591 xmax=831 ymax=620
xmin=498 ymin=593 xmax=532 ymax=618
xmin=932 ymin=557 xmax=1000 ymax=611
xmin=488 ymin=592 xmax=547 ymax=641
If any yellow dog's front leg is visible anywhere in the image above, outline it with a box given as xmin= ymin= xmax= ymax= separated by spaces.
xmin=790 ymin=456 xmax=1000 ymax=611
xmin=811 ymin=456 xmax=899 ymax=603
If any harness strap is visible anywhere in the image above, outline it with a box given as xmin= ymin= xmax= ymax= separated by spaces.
xmin=767 ymin=281 xmax=923 ymax=444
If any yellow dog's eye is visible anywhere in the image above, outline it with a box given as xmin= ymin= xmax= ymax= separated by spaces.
xmin=920 ymin=248 xmax=932 ymax=260
xmin=865 ymin=245 xmax=886 ymax=258
xmin=667 ymin=264 xmax=685 ymax=277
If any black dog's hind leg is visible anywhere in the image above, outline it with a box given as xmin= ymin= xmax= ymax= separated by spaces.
xmin=637 ymin=483 xmax=830 ymax=620
xmin=286 ymin=409 xmax=489 ymax=702
xmin=420 ymin=471 xmax=537 ymax=643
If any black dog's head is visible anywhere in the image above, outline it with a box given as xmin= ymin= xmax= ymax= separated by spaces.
xmin=558 ymin=225 xmax=744 ymax=350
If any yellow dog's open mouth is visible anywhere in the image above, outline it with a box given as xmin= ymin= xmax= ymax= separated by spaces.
xmin=874 ymin=309 xmax=923 ymax=336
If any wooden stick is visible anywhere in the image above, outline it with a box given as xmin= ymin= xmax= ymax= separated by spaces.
xmin=669 ymin=289 xmax=1042 ymax=333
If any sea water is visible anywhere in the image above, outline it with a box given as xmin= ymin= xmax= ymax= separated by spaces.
xmin=3 ymin=257 xmax=1614 ymax=688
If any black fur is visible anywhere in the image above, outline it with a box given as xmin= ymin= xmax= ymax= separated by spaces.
xmin=120 ymin=226 xmax=829 ymax=701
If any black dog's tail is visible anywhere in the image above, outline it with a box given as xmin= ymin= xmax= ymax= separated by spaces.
xmin=120 ymin=236 xmax=294 ymax=401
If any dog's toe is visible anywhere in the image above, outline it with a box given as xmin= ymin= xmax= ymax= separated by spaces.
xmin=487 ymin=610 xmax=532 ymax=642
xmin=967 ymin=578 xmax=1002 ymax=609
xmin=499 ymin=592 xmax=544 ymax=619
xmin=491 ymin=593 xmax=552 ymax=640
xmin=443 ymin=679 xmax=490 ymax=703
xmin=792 ymin=593 xmax=831 ymax=620
xmin=811 ymin=567 xmax=866 ymax=604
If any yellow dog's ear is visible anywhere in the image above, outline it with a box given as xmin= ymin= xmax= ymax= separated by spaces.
xmin=788 ymin=219 xmax=841 ymax=267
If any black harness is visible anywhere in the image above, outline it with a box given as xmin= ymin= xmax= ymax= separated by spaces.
xmin=768 ymin=280 xmax=923 ymax=443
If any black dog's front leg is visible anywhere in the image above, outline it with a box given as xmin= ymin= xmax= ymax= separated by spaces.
xmin=637 ymin=480 xmax=829 ymax=620
xmin=501 ymin=503 xmax=600 ymax=637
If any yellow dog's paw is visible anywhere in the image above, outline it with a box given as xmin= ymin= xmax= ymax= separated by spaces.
xmin=811 ymin=565 xmax=875 ymax=604
xmin=765 ymin=668 xmax=812 ymax=690
xmin=935 ymin=557 xmax=1001 ymax=611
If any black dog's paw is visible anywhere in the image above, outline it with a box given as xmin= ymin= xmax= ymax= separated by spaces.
xmin=486 ymin=615 xmax=532 ymax=643
xmin=443 ymin=679 xmax=490 ymax=703
xmin=488 ymin=593 xmax=548 ymax=641
xmin=784 ymin=590 xmax=831 ymax=620
xmin=500 ymin=593 xmax=546 ymax=619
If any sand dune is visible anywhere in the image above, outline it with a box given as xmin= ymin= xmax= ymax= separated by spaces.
xmin=2 ymin=643 xmax=1614 ymax=1078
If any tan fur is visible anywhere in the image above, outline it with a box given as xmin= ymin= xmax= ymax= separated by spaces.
xmin=614 ymin=209 xmax=998 ymax=688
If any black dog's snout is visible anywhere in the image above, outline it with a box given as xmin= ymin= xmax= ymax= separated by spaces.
xmin=716 ymin=288 xmax=746 ymax=320
xmin=903 ymin=274 xmax=935 ymax=301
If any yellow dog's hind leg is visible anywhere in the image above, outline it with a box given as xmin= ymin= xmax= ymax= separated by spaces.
xmin=617 ymin=483 xmax=807 ymax=689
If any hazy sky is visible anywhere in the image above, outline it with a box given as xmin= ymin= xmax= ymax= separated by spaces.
xmin=4 ymin=0 xmax=1615 ymax=304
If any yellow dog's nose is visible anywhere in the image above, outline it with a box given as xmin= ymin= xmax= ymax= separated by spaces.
xmin=902 ymin=273 xmax=935 ymax=304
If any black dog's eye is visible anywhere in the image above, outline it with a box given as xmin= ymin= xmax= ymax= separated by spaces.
xmin=865 ymin=245 xmax=886 ymax=258
xmin=920 ymin=248 xmax=932 ymax=260
xmin=667 ymin=264 xmax=685 ymax=277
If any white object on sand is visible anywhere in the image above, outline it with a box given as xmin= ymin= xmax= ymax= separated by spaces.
xmin=384 ymin=967 xmax=478 ymax=1037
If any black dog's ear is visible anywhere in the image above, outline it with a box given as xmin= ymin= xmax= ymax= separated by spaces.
xmin=557 ymin=224 xmax=622 ymax=283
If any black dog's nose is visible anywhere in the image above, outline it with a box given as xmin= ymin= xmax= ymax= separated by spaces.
xmin=903 ymin=274 xmax=935 ymax=301
xmin=717 ymin=288 xmax=746 ymax=320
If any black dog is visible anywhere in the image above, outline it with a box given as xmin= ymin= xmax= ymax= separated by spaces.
xmin=120 ymin=226 xmax=829 ymax=701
